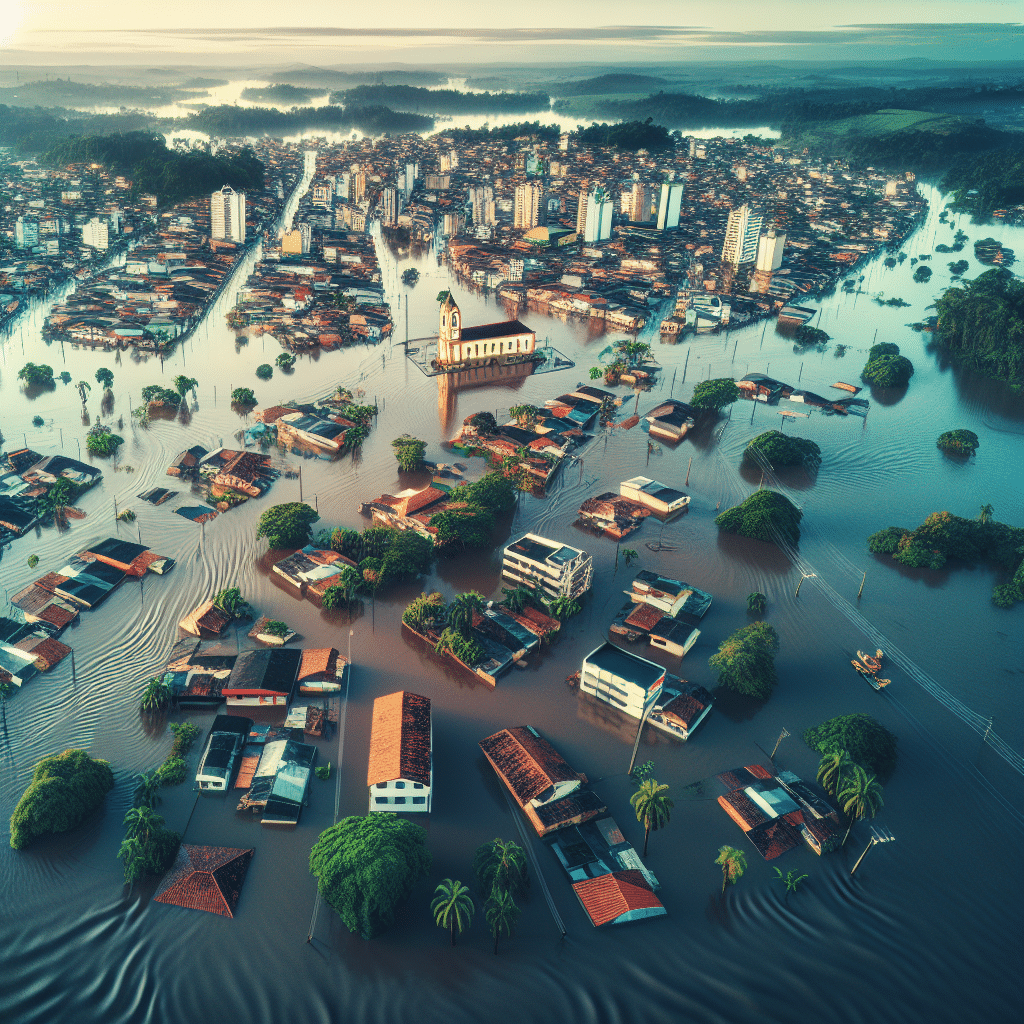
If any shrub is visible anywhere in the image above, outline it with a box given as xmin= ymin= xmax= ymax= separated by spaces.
xmin=18 ymin=362 xmax=55 ymax=388
xmin=32 ymin=415 xmax=44 ymax=427
xmin=392 ymin=435 xmax=428 ymax=471
xmin=169 ymin=722 xmax=200 ymax=758
xmin=256 ymin=502 xmax=320 ymax=549
xmin=867 ymin=526 xmax=911 ymax=554
xmin=862 ymin=353 xmax=914 ymax=387
xmin=10 ymin=750 xmax=114 ymax=849
xmin=275 ymin=352 xmax=296 ymax=371
xmin=913 ymin=265 xmax=933 ymax=282
xmin=141 ymin=384 xmax=181 ymax=407
xmin=690 ymin=377 xmax=740 ymax=413
xmin=231 ymin=387 xmax=257 ymax=405
xmin=937 ymin=430 xmax=980 ymax=456
xmin=715 ymin=489 xmax=802 ymax=546
xmin=708 ymin=621 xmax=780 ymax=700
xmin=745 ymin=430 xmax=822 ymax=469
xmin=867 ymin=342 xmax=900 ymax=362
xmin=155 ymin=758 xmax=188 ymax=787
xmin=804 ymin=713 xmax=898 ymax=781
xmin=95 ymin=367 xmax=114 ymax=390
xmin=263 ymin=620 xmax=290 ymax=637
xmin=255 ymin=363 xmax=273 ymax=380
xmin=85 ymin=424 xmax=125 ymax=456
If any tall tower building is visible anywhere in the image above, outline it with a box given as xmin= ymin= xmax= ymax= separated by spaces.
xmin=469 ymin=185 xmax=495 ymax=226
xmin=575 ymin=186 xmax=590 ymax=236
xmin=755 ymin=228 xmax=786 ymax=273
xmin=582 ymin=186 xmax=614 ymax=243
xmin=628 ymin=182 xmax=651 ymax=223
xmin=514 ymin=181 xmax=545 ymax=230
xmin=722 ymin=205 xmax=763 ymax=267
xmin=210 ymin=185 xmax=246 ymax=243
xmin=437 ymin=292 xmax=463 ymax=365
xmin=381 ymin=186 xmax=398 ymax=227
xmin=656 ymin=182 xmax=684 ymax=231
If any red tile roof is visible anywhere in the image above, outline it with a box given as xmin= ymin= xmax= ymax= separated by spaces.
xmin=366 ymin=691 xmax=431 ymax=787
xmin=298 ymin=647 xmax=338 ymax=682
xmin=572 ymin=870 xmax=665 ymax=927
xmin=479 ymin=726 xmax=583 ymax=807
xmin=718 ymin=791 xmax=769 ymax=832
xmin=153 ymin=845 xmax=255 ymax=917
xmin=624 ymin=603 xmax=663 ymax=631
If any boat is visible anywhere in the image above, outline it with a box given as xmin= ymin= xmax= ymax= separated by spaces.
xmin=778 ymin=409 xmax=809 ymax=418
xmin=850 ymin=661 xmax=891 ymax=691
xmin=856 ymin=649 xmax=883 ymax=674
xmin=831 ymin=382 xmax=861 ymax=394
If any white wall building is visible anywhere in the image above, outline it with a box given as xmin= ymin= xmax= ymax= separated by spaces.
xmin=367 ymin=691 xmax=432 ymax=813
xmin=210 ymin=185 xmax=246 ymax=243
xmin=656 ymin=182 xmax=684 ymax=231
xmin=514 ymin=181 xmax=545 ymax=230
xmin=502 ymin=533 xmax=593 ymax=601
xmin=582 ymin=186 xmax=615 ymax=243
xmin=82 ymin=217 xmax=109 ymax=250
xmin=722 ymin=204 xmax=764 ymax=266
xmin=756 ymin=228 xmax=786 ymax=273
xmin=580 ymin=643 xmax=666 ymax=719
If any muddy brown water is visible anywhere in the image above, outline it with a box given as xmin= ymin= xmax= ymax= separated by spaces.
xmin=1 ymin=174 xmax=1022 ymax=1024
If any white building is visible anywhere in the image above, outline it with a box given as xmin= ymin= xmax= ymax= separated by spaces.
xmin=619 ymin=476 xmax=689 ymax=515
xmin=381 ymin=186 xmax=398 ymax=226
xmin=367 ymin=691 xmax=432 ymax=812
xmin=580 ymin=643 xmax=666 ymax=719
xmin=514 ymin=181 xmax=545 ymax=230
xmin=469 ymin=185 xmax=495 ymax=226
xmin=628 ymin=182 xmax=651 ymax=223
xmin=722 ymin=204 xmax=764 ymax=267
xmin=502 ymin=532 xmax=593 ymax=601
xmin=437 ymin=292 xmax=535 ymax=365
xmin=81 ymin=217 xmax=109 ymax=250
xmin=656 ymin=182 xmax=684 ymax=231
xmin=210 ymin=185 xmax=246 ymax=243
xmin=14 ymin=217 xmax=39 ymax=249
xmin=756 ymin=228 xmax=786 ymax=273
xmin=581 ymin=186 xmax=614 ymax=243
xmin=648 ymin=682 xmax=713 ymax=740
xmin=195 ymin=716 xmax=251 ymax=791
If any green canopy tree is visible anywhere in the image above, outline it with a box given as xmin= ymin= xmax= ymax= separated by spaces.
xmin=745 ymin=430 xmax=822 ymax=470
xmin=118 ymin=807 xmax=180 ymax=885
xmin=708 ymin=621 xmax=780 ymax=700
xmin=132 ymin=771 xmax=162 ymax=809
xmin=309 ymin=814 xmax=431 ymax=939
xmin=690 ymin=378 xmax=740 ymax=413
xmin=485 ymin=890 xmax=520 ymax=955
xmin=804 ymin=713 xmax=898 ymax=781
xmin=140 ymin=676 xmax=171 ymax=712
xmin=629 ymin=779 xmax=673 ymax=857
xmin=714 ymin=490 xmax=802 ymax=546
xmin=431 ymin=878 xmax=474 ymax=946
xmin=474 ymin=838 xmax=530 ymax=900
xmin=402 ymin=592 xmax=447 ymax=633
xmin=94 ymin=367 xmax=114 ymax=390
xmin=392 ymin=435 xmax=428 ymax=471
xmin=18 ymin=363 xmax=55 ymax=388
xmin=257 ymin=502 xmax=320 ymax=549
xmin=715 ymin=845 xmax=747 ymax=894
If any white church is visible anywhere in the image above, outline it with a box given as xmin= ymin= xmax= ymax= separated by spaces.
xmin=437 ymin=292 xmax=537 ymax=367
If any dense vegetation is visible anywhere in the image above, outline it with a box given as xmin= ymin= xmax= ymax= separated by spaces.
xmin=18 ymin=362 xmax=55 ymax=388
xmin=256 ymin=502 xmax=320 ymax=549
xmin=10 ymin=749 xmax=114 ymax=849
xmin=862 ymin=342 xmax=915 ymax=388
xmin=577 ymin=119 xmax=674 ymax=152
xmin=868 ymin=509 xmax=1024 ymax=607
xmin=40 ymin=131 xmax=264 ymax=205
xmin=941 ymin=146 xmax=1024 ymax=218
xmin=936 ymin=429 xmax=980 ymax=456
xmin=708 ymin=621 xmax=780 ymax=700
xmin=334 ymin=85 xmax=551 ymax=114
xmin=309 ymin=814 xmax=431 ymax=939
xmin=690 ymin=377 xmax=740 ymax=413
xmin=240 ymin=84 xmax=326 ymax=104
xmin=715 ymin=489 xmax=802 ymax=546
xmin=392 ymin=435 xmax=427 ymax=472
xmin=182 ymin=104 xmax=433 ymax=137
xmin=85 ymin=424 xmax=124 ymax=456
xmin=804 ymin=713 xmax=898 ymax=781
xmin=934 ymin=269 xmax=1024 ymax=387
xmin=328 ymin=526 xmax=434 ymax=593
xmin=552 ymin=73 xmax=670 ymax=96
xmin=745 ymin=430 xmax=822 ymax=470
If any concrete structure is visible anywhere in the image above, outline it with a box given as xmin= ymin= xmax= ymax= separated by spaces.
xmin=756 ymin=227 xmax=786 ymax=273
xmin=381 ymin=186 xmax=398 ymax=227
xmin=581 ymin=186 xmax=615 ymax=243
xmin=14 ymin=216 xmax=39 ymax=249
xmin=437 ymin=292 xmax=536 ymax=366
xmin=502 ymin=533 xmax=593 ymax=601
xmin=580 ymin=642 xmax=666 ymax=719
xmin=628 ymin=570 xmax=713 ymax=619
xmin=514 ymin=181 xmax=545 ymax=230
xmin=81 ymin=217 xmax=109 ymax=250
xmin=468 ymin=185 xmax=495 ymax=226
xmin=619 ymin=476 xmax=690 ymax=515
xmin=656 ymin=182 xmax=684 ymax=231
xmin=647 ymin=682 xmax=713 ymax=740
xmin=367 ymin=691 xmax=432 ymax=813
xmin=722 ymin=204 xmax=763 ymax=267
xmin=628 ymin=182 xmax=651 ymax=224
xmin=210 ymin=185 xmax=246 ymax=243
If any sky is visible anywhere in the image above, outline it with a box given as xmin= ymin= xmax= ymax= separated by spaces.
xmin=2 ymin=1 xmax=1022 ymax=65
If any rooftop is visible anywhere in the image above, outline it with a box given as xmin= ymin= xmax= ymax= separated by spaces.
xmin=366 ymin=690 xmax=432 ymax=787
xmin=583 ymin=642 xmax=665 ymax=690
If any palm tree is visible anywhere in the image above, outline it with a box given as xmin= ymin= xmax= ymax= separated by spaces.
xmin=140 ymin=676 xmax=171 ymax=712
xmin=123 ymin=806 xmax=163 ymax=843
xmin=475 ymin=838 xmax=529 ymax=900
xmin=133 ymin=771 xmax=162 ymax=809
xmin=485 ymin=890 xmax=520 ymax=955
xmin=716 ymin=845 xmax=747 ymax=894
xmin=978 ymin=503 xmax=994 ymax=524
xmin=549 ymin=595 xmax=581 ymax=620
xmin=431 ymin=878 xmax=474 ymax=946
xmin=447 ymin=591 xmax=485 ymax=633
xmin=629 ymin=779 xmax=673 ymax=857
xmin=747 ymin=592 xmax=767 ymax=615
xmin=77 ymin=380 xmax=91 ymax=404
xmin=838 ymin=766 xmax=884 ymax=844
xmin=816 ymin=749 xmax=856 ymax=797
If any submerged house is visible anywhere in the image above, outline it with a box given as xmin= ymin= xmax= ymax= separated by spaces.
xmin=647 ymin=681 xmax=713 ymax=741
xmin=502 ymin=533 xmax=594 ymax=602
xmin=579 ymin=642 xmax=666 ymax=720
xmin=272 ymin=546 xmax=356 ymax=596
xmin=153 ymin=845 xmax=255 ymax=918
xmin=628 ymin=571 xmax=713 ymax=619
xmin=619 ymin=476 xmax=689 ymax=516
xmin=549 ymin=814 xmax=660 ymax=890
xmin=196 ymin=715 xmax=252 ymax=791
xmin=367 ymin=690 xmax=432 ymax=813
xmin=222 ymin=648 xmax=301 ymax=706
xmin=643 ymin=400 xmax=695 ymax=443
xmin=479 ymin=725 xmax=606 ymax=837
xmin=577 ymin=492 xmax=652 ymax=539
xmin=572 ymin=870 xmax=667 ymax=928
xmin=237 ymin=737 xmax=318 ymax=826
xmin=179 ymin=599 xmax=234 ymax=638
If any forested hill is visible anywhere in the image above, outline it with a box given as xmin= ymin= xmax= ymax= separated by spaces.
xmin=40 ymin=131 xmax=264 ymax=206
xmin=941 ymin=147 xmax=1024 ymax=218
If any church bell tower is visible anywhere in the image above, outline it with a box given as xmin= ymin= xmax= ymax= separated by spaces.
xmin=438 ymin=292 xmax=461 ymax=363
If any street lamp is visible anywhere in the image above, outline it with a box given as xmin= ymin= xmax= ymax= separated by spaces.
xmin=770 ymin=726 xmax=790 ymax=759
xmin=850 ymin=825 xmax=895 ymax=876
xmin=795 ymin=571 xmax=817 ymax=598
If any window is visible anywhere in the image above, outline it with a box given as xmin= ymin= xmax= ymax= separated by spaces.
xmin=412 ymin=797 xmax=426 ymax=805
xmin=413 ymin=783 xmax=423 ymax=790
xmin=394 ymin=782 xmax=405 ymax=790
xmin=375 ymin=782 xmax=387 ymax=789
xmin=374 ymin=796 xmax=389 ymax=804
xmin=393 ymin=797 xmax=406 ymax=805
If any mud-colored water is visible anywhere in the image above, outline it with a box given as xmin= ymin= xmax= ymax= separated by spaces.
xmin=0 ymin=174 xmax=1022 ymax=1024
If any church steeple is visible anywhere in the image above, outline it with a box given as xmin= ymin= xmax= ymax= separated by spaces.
xmin=438 ymin=291 xmax=461 ymax=363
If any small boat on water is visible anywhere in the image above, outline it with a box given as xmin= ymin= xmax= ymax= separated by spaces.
xmin=851 ymin=648 xmax=890 ymax=690
xmin=779 ymin=409 xmax=809 ymax=418
xmin=778 ymin=304 xmax=817 ymax=326
xmin=857 ymin=649 xmax=883 ymax=674
xmin=851 ymin=661 xmax=891 ymax=690
xmin=831 ymin=382 xmax=861 ymax=394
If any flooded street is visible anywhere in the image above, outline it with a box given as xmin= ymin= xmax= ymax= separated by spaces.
xmin=1 ymin=172 xmax=1022 ymax=1024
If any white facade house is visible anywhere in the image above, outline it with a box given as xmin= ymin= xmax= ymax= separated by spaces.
xmin=502 ymin=533 xmax=594 ymax=601
xmin=648 ymin=683 xmax=713 ymax=741
xmin=628 ymin=571 xmax=714 ymax=619
xmin=210 ymin=185 xmax=246 ymax=243
xmin=81 ymin=217 xmax=109 ymax=250
xmin=580 ymin=643 xmax=666 ymax=719
xmin=367 ymin=691 xmax=432 ymax=813
xmin=620 ymin=476 xmax=689 ymax=515
xmin=756 ymin=228 xmax=786 ymax=273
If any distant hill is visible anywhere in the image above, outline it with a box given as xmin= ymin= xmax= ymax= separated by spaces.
xmin=551 ymin=73 xmax=671 ymax=97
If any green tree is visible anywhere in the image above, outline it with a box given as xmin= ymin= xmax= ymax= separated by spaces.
xmin=978 ymin=503 xmax=994 ymax=524
xmin=461 ymin=471 xmax=517 ymax=514
xmin=509 ymin=404 xmax=538 ymax=426
xmin=708 ymin=621 xmax=780 ymax=700
xmin=429 ymin=505 xmax=496 ymax=548
xmin=275 ymin=352 xmax=296 ymax=371
xmin=549 ymin=595 xmax=582 ymax=620
xmin=447 ymin=591 xmax=486 ymax=633
xmin=745 ymin=430 xmax=822 ymax=469
xmin=17 ymin=363 xmax=55 ymax=388
xmin=862 ymin=353 xmax=914 ymax=387
xmin=773 ymin=867 xmax=808 ymax=894
xmin=485 ymin=889 xmax=520 ymax=955
xmin=213 ymin=587 xmax=249 ymax=617
xmin=155 ymin=757 xmax=188 ymax=787
xmin=747 ymin=592 xmax=767 ymax=615
xmin=501 ymin=584 xmax=541 ymax=614
xmin=434 ymin=627 xmax=485 ymax=667
xmin=473 ymin=838 xmax=530 ymax=900
xmin=0 ymin=678 xmax=12 ymax=737
xmin=431 ymin=878 xmax=475 ymax=946
xmin=690 ymin=378 xmax=740 ymax=413
xmin=622 ymin=548 xmax=639 ymax=567
xmin=402 ymin=592 xmax=447 ymax=633
xmin=816 ymin=749 xmax=856 ymax=797
xmin=715 ymin=845 xmax=747 ymax=894
xmin=141 ymin=384 xmax=180 ymax=407
xmin=10 ymin=749 xmax=114 ymax=849
xmin=392 ymin=435 xmax=428 ymax=471
xmin=629 ymin=779 xmax=673 ymax=857
xmin=838 ymin=765 xmax=884 ymax=842
xmin=119 ymin=807 xmax=180 ymax=885
xmin=936 ymin=429 xmax=980 ymax=456
xmin=231 ymin=387 xmax=257 ymax=405
xmin=140 ymin=676 xmax=171 ymax=712
xmin=309 ymin=815 xmax=431 ymax=938
xmin=86 ymin=424 xmax=124 ymax=456
xmin=169 ymin=722 xmax=200 ymax=758
xmin=257 ymin=502 xmax=320 ymax=549
xmin=94 ymin=367 xmax=114 ymax=390
xmin=715 ymin=490 xmax=802 ymax=546
xmin=173 ymin=374 xmax=198 ymax=398
xmin=255 ymin=363 xmax=273 ymax=380
xmin=804 ymin=713 xmax=898 ymax=781
xmin=132 ymin=771 xmax=162 ymax=809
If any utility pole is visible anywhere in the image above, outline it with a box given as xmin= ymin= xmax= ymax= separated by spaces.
xmin=857 ymin=571 xmax=867 ymax=599
xmin=685 ymin=455 xmax=692 ymax=485
xmin=795 ymin=571 xmax=816 ymax=598
xmin=850 ymin=826 xmax=895 ymax=876
xmin=770 ymin=727 xmax=790 ymax=759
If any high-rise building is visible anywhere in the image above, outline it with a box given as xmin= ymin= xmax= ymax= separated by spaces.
xmin=755 ymin=228 xmax=786 ymax=273
xmin=575 ymin=186 xmax=590 ymax=235
xmin=14 ymin=216 xmax=39 ymax=249
xmin=688 ymin=137 xmax=697 ymax=159
xmin=311 ymin=179 xmax=334 ymax=208
xmin=582 ymin=186 xmax=614 ymax=243
xmin=656 ymin=182 xmax=684 ymax=231
xmin=722 ymin=205 xmax=764 ymax=267
xmin=210 ymin=185 xmax=246 ymax=243
xmin=468 ymin=185 xmax=495 ymax=226
xmin=82 ymin=217 xmax=109 ymax=250
xmin=381 ymin=186 xmax=398 ymax=227
xmin=514 ymin=182 xmax=545 ymax=230
xmin=352 ymin=172 xmax=367 ymax=204
xmin=628 ymin=183 xmax=651 ymax=223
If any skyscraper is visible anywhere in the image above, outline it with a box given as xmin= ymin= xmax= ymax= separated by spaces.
xmin=469 ymin=185 xmax=495 ymax=226
xmin=722 ymin=205 xmax=764 ymax=266
xmin=756 ymin=228 xmax=786 ymax=273
xmin=656 ymin=182 xmax=684 ymax=230
xmin=381 ymin=187 xmax=398 ymax=227
xmin=582 ymin=186 xmax=614 ymax=243
xmin=82 ymin=217 xmax=109 ymax=250
xmin=628 ymin=182 xmax=651 ymax=223
xmin=210 ymin=185 xmax=246 ymax=243
xmin=514 ymin=182 xmax=545 ymax=230
xmin=14 ymin=216 xmax=39 ymax=249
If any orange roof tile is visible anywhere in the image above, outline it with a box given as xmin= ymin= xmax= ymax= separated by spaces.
xmin=153 ymin=845 xmax=254 ymax=917
xmin=366 ymin=691 xmax=431 ymax=787
xmin=572 ymin=870 xmax=664 ymax=927
xmin=298 ymin=647 xmax=338 ymax=682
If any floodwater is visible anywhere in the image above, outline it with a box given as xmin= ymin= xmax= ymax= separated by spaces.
xmin=0 ymin=170 xmax=1022 ymax=1024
